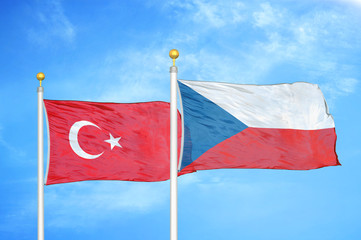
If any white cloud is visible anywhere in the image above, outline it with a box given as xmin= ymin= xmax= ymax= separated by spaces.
xmin=178 ymin=172 xmax=202 ymax=186
xmin=45 ymin=181 xmax=169 ymax=228
xmin=1 ymin=179 xmax=168 ymax=232
xmin=0 ymin=126 xmax=26 ymax=159
xmin=176 ymin=49 xmax=265 ymax=85
xmin=178 ymin=171 xmax=299 ymax=227
xmin=321 ymin=77 xmax=359 ymax=97
xmin=253 ymin=2 xmax=283 ymax=28
xmin=244 ymin=3 xmax=361 ymax=96
xmin=0 ymin=185 xmax=37 ymax=236
xmin=94 ymin=48 xmax=171 ymax=103
xmin=44 ymin=1 xmax=360 ymax=109
xmin=163 ymin=1 xmax=361 ymax=102
xmin=337 ymin=78 xmax=358 ymax=93
xmin=192 ymin=0 xmax=245 ymax=27
xmin=27 ymin=0 xmax=75 ymax=45
xmin=333 ymin=0 xmax=361 ymax=7
xmin=318 ymin=77 xmax=359 ymax=109
xmin=43 ymin=45 xmax=174 ymax=102
xmin=164 ymin=0 xmax=246 ymax=28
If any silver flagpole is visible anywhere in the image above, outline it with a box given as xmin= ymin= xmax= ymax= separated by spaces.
xmin=169 ymin=49 xmax=179 ymax=240
xmin=37 ymin=72 xmax=45 ymax=240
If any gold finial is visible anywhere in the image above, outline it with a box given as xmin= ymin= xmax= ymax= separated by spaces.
xmin=36 ymin=72 xmax=45 ymax=87
xmin=169 ymin=49 xmax=179 ymax=66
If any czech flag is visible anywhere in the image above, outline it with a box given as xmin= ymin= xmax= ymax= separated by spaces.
xmin=177 ymin=80 xmax=340 ymax=174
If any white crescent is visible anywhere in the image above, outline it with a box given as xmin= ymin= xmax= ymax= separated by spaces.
xmin=69 ymin=120 xmax=104 ymax=159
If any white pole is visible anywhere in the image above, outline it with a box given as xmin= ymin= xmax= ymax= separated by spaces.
xmin=169 ymin=49 xmax=179 ymax=240
xmin=37 ymin=73 xmax=45 ymax=240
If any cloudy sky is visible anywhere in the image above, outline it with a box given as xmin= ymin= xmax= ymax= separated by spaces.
xmin=1 ymin=0 xmax=361 ymax=239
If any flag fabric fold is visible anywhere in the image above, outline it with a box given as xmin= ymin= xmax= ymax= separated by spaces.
xmin=177 ymin=80 xmax=340 ymax=174
xmin=44 ymin=100 xmax=181 ymax=185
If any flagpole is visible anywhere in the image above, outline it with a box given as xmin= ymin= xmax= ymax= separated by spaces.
xmin=37 ymin=72 xmax=45 ymax=240
xmin=169 ymin=49 xmax=179 ymax=240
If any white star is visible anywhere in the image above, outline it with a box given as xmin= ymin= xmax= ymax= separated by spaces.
xmin=104 ymin=133 xmax=122 ymax=150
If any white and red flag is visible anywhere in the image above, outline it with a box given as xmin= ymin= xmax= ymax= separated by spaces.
xmin=177 ymin=80 xmax=340 ymax=174
xmin=44 ymin=100 xmax=181 ymax=185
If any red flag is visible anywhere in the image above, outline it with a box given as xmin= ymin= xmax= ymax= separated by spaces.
xmin=44 ymin=100 xmax=181 ymax=185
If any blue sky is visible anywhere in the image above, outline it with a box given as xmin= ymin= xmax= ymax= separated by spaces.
xmin=1 ymin=0 xmax=361 ymax=239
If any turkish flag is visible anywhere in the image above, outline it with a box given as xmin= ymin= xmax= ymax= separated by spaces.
xmin=44 ymin=100 xmax=181 ymax=185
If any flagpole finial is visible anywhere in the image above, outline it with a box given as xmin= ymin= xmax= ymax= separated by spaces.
xmin=169 ymin=49 xmax=179 ymax=66
xmin=36 ymin=72 xmax=45 ymax=87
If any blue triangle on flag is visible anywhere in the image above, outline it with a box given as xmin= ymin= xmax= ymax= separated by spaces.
xmin=178 ymin=81 xmax=248 ymax=170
